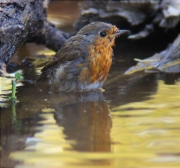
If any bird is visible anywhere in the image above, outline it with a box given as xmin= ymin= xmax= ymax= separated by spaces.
xmin=36 ymin=22 xmax=130 ymax=92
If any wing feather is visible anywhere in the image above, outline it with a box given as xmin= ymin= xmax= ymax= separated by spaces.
xmin=36 ymin=35 xmax=89 ymax=83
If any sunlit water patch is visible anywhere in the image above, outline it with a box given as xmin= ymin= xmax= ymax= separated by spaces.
xmin=111 ymin=80 xmax=180 ymax=167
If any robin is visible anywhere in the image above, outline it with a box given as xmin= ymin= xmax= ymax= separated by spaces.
xmin=36 ymin=22 xmax=130 ymax=91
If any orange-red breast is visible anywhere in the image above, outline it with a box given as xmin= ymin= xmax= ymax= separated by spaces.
xmin=36 ymin=22 xmax=130 ymax=91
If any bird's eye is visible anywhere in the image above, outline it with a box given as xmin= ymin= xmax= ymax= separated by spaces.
xmin=100 ymin=31 xmax=106 ymax=37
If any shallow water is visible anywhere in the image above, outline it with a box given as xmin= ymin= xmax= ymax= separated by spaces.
xmin=1 ymin=1 xmax=180 ymax=168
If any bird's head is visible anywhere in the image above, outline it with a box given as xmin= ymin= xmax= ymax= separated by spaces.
xmin=77 ymin=22 xmax=130 ymax=47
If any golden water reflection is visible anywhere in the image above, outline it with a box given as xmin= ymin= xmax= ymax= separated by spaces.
xmin=111 ymin=80 xmax=180 ymax=167
xmin=7 ymin=79 xmax=180 ymax=168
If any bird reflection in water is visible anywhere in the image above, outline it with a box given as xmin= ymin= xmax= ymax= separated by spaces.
xmin=52 ymin=90 xmax=112 ymax=153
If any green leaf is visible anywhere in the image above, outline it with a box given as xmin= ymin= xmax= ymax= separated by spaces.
xmin=15 ymin=73 xmax=24 ymax=81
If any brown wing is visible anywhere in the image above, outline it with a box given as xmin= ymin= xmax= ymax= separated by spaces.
xmin=36 ymin=55 xmax=79 ymax=83
xmin=41 ymin=36 xmax=86 ymax=72
xmin=36 ymin=35 xmax=89 ymax=83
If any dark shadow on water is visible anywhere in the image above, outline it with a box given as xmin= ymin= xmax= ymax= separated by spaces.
xmin=104 ymin=73 xmax=158 ymax=108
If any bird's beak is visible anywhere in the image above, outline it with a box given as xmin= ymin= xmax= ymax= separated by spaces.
xmin=115 ymin=29 xmax=131 ymax=36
